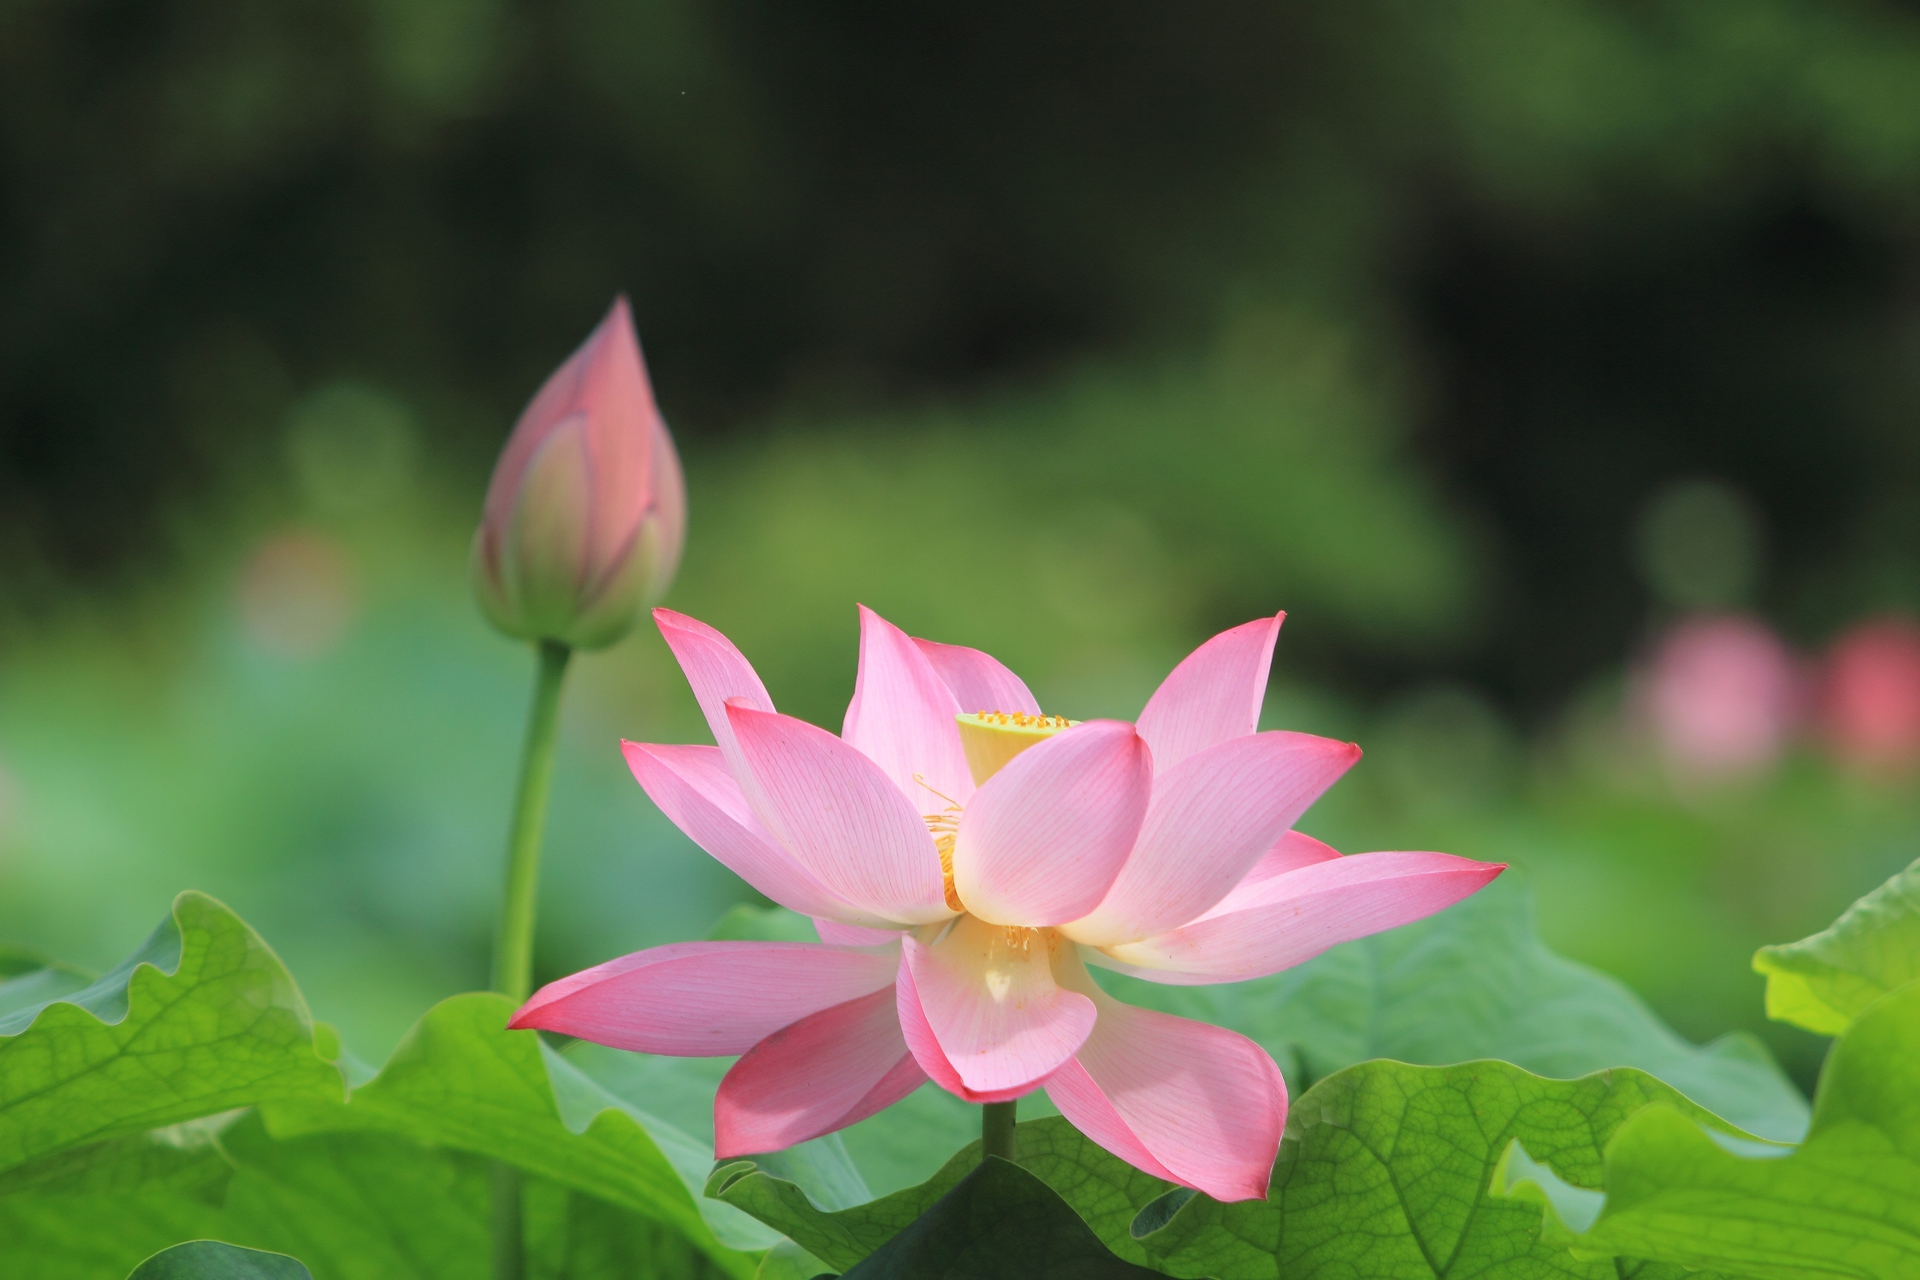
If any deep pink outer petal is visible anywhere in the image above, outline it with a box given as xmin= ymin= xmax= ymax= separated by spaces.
xmin=1136 ymin=613 xmax=1284 ymax=773
xmin=1047 ymin=997 xmax=1286 ymax=1203
xmin=952 ymin=720 xmax=1152 ymax=927
xmin=901 ymin=922 xmax=1096 ymax=1097
xmin=894 ymin=958 xmax=1037 ymax=1104
xmin=508 ymin=941 xmax=898 ymax=1055
xmin=715 ymin=986 xmax=926 ymax=1158
xmin=622 ymin=741 xmax=866 ymax=924
xmin=913 ymin=638 xmax=1042 ymax=716
xmin=1064 ymin=731 xmax=1360 ymax=947
xmin=653 ymin=609 xmax=776 ymax=789
xmin=842 ymin=606 xmax=975 ymax=808
xmin=1098 ymin=852 xmax=1507 ymax=984
xmin=727 ymin=703 xmax=954 ymax=925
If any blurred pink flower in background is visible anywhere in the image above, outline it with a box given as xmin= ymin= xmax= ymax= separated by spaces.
xmin=1819 ymin=615 xmax=1920 ymax=774
xmin=1642 ymin=614 xmax=1799 ymax=783
xmin=472 ymin=297 xmax=687 ymax=651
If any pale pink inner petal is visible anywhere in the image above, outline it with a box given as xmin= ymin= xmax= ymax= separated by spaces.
xmin=1046 ymin=983 xmax=1286 ymax=1203
xmin=952 ymin=720 xmax=1152 ymax=927
xmin=1063 ymin=730 xmax=1360 ymax=946
xmin=509 ymin=941 xmax=900 ymax=1054
xmin=894 ymin=950 xmax=1041 ymax=1104
xmin=1135 ymin=613 xmax=1284 ymax=773
xmin=913 ymin=638 xmax=1042 ymax=716
xmin=653 ymin=608 xmax=777 ymax=787
xmin=1231 ymin=829 xmax=1343 ymax=892
xmin=901 ymin=918 xmax=1095 ymax=1096
xmin=842 ymin=605 xmax=975 ymax=808
xmin=727 ymin=702 xmax=954 ymax=925
xmin=623 ymin=741 xmax=870 ymax=924
xmin=1097 ymin=851 xmax=1506 ymax=984
xmin=715 ymin=986 xmax=927 ymax=1158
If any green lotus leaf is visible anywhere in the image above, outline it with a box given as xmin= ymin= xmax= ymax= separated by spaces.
xmin=260 ymin=992 xmax=768 ymax=1277
xmin=837 ymin=1157 xmax=1162 ymax=1279
xmin=0 ymin=1108 xmax=736 ymax=1280
xmin=1502 ymin=979 xmax=1920 ymax=1280
xmin=1753 ymin=857 xmax=1920 ymax=1036
xmin=1136 ymin=1058 xmax=1758 ymax=1280
xmin=0 ymin=893 xmax=343 ymax=1177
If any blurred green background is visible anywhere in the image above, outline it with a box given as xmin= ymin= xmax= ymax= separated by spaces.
xmin=5 ymin=0 xmax=1920 ymax=1093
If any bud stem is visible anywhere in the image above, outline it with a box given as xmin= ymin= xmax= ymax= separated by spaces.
xmin=490 ymin=637 xmax=572 ymax=1280
xmin=492 ymin=638 xmax=573 ymax=1002
xmin=982 ymin=1100 xmax=1018 ymax=1164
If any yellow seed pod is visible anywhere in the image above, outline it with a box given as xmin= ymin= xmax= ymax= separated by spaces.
xmin=955 ymin=711 xmax=1077 ymax=785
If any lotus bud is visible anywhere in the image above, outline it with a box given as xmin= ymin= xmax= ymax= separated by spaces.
xmin=472 ymin=298 xmax=687 ymax=650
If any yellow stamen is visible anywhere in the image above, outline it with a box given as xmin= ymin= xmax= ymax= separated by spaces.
xmin=915 ymin=773 xmax=966 ymax=912
xmin=955 ymin=710 xmax=1077 ymax=785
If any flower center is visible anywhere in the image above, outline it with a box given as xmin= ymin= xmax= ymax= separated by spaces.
xmin=921 ymin=710 xmax=1077 ymax=916
xmin=955 ymin=710 xmax=1076 ymax=786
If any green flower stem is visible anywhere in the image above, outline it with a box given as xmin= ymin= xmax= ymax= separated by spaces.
xmin=982 ymin=1099 xmax=1017 ymax=1163
xmin=492 ymin=638 xmax=573 ymax=1003
xmin=490 ymin=637 xmax=572 ymax=1280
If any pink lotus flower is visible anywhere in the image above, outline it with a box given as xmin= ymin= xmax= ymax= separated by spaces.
xmin=1820 ymin=615 xmax=1920 ymax=773
xmin=472 ymin=297 xmax=687 ymax=650
xmin=1642 ymin=614 xmax=1799 ymax=782
xmin=512 ymin=607 xmax=1504 ymax=1201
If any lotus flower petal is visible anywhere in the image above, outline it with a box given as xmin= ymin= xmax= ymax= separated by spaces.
xmin=900 ymin=917 xmax=1095 ymax=1097
xmin=1046 ymin=994 xmax=1285 ymax=1202
xmin=653 ymin=608 xmax=777 ymax=788
xmin=914 ymin=638 xmax=1042 ymax=717
xmin=622 ymin=741 xmax=873 ymax=924
xmin=1235 ymin=829 xmax=1343 ymax=889
xmin=952 ymin=720 xmax=1151 ymax=927
xmin=814 ymin=919 xmax=905 ymax=945
xmin=1064 ymin=730 xmax=1360 ymax=946
xmin=843 ymin=606 xmax=975 ymax=807
xmin=894 ymin=950 xmax=1045 ymax=1104
xmin=1136 ymin=614 xmax=1284 ymax=773
xmin=1097 ymin=851 xmax=1506 ymax=983
xmin=715 ymin=987 xmax=926 ymax=1157
xmin=509 ymin=941 xmax=899 ymax=1054
xmin=727 ymin=702 xmax=953 ymax=924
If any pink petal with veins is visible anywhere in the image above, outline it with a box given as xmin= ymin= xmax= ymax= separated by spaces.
xmin=913 ymin=638 xmax=1042 ymax=716
xmin=509 ymin=941 xmax=899 ymax=1055
xmin=1064 ymin=731 xmax=1360 ymax=946
xmin=952 ymin=720 xmax=1151 ymax=927
xmin=900 ymin=918 xmax=1095 ymax=1097
xmin=727 ymin=702 xmax=953 ymax=924
xmin=715 ymin=986 xmax=926 ymax=1157
xmin=1046 ymin=995 xmax=1285 ymax=1202
xmin=1136 ymin=614 xmax=1284 ymax=773
xmin=843 ymin=606 xmax=975 ymax=808
xmin=623 ymin=741 xmax=870 ymax=924
xmin=653 ymin=609 xmax=776 ymax=790
xmin=1098 ymin=851 xmax=1506 ymax=984
xmin=895 ymin=955 xmax=1036 ymax=1104
xmin=814 ymin=919 xmax=905 ymax=945
xmin=1235 ymin=829 xmax=1343 ymax=890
